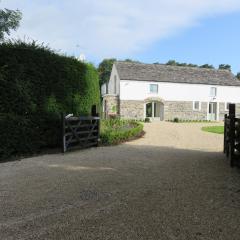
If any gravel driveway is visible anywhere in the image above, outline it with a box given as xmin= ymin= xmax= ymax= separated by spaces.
xmin=1 ymin=122 xmax=240 ymax=240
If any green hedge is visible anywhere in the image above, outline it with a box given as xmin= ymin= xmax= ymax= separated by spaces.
xmin=100 ymin=119 xmax=144 ymax=145
xmin=0 ymin=41 xmax=100 ymax=159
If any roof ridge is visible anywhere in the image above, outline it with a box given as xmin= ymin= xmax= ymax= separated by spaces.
xmin=114 ymin=61 xmax=240 ymax=86
xmin=115 ymin=61 xmax=232 ymax=73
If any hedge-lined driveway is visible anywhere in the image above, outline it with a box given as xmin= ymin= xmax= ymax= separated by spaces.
xmin=1 ymin=122 xmax=240 ymax=239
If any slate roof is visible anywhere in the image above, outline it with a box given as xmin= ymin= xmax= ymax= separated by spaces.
xmin=115 ymin=61 xmax=240 ymax=86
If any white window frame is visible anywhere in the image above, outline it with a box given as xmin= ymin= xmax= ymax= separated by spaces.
xmin=225 ymin=102 xmax=231 ymax=111
xmin=210 ymin=87 xmax=217 ymax=97
xmin=193 ymin=101 xmax=201 ymax=111
xmin=149 ymin=84 xmax=158 ymax=94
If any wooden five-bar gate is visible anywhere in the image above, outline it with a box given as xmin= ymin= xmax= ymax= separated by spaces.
xmin=224 ymin=104 xmax=240 ymax=167
xmin=62 ymin=114 xmax=100 ymax=153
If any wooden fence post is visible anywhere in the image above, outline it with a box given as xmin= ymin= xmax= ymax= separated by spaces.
xmin=224 ymin=114 xmax=227 ymax=153
xmin=229 ymin=104 xmax=236 ymax=167
xmin=97 ymin=117 xmax=100 ymax=146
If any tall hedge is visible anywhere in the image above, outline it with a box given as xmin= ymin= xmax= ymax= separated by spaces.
xmin=0 ymin=41 xmax=100 ymax=159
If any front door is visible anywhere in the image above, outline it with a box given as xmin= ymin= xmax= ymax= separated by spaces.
xmin=209 ymin=102 xmax=217 ymax=121
xmin=146 ymin=102 xmax=164 ymax=121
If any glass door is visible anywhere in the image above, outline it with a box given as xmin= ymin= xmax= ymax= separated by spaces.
xmin=145 ymin=102 xmax=162 ymax=120
xmin=209 ymin=102 xmax=217 ymax=121
xmin=146 ymin=103 xmax=152 ymax=118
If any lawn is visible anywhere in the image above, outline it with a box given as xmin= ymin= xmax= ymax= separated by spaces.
xmin=202 ymin=126 xmax=224 ymax=134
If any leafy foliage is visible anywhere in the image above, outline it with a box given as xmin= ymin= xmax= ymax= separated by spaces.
xmin=145 ymin=117 xmax=150 ymax=123
xmin=166 ymin=60 xmax=214 ymax=69
xmin=98 ymin=58 xmax=141 ymax=86
xmin=199 ymin=64 xmax=214 ymax=69
xmin=0 ymin=8 xmax=22 ymax=41
xmin=166 ymin=60 xmax=198 ymax=68
xmin=0 ymin=40 xmax=100 ymax=159
xmin=237 ymin=72 xmax=240 ymax=80
xmin=98 ymin=58 xmax=116 ymax=86
xmin=100 ymin=119 xmax=143 ymax=145
xmin=219 ymin=64 xmax=231 ymax=71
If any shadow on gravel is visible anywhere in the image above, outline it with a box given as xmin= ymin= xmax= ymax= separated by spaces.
xmin=1 ymin=145 xmax=240 ymax=240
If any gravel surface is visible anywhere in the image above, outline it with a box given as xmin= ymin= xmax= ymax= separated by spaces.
xmin=1 ymin=122 xmax=240 ymax=240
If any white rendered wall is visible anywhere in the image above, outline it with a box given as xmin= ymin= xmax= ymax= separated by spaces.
xmin=101 ymin=64 xmax=120 ymax=96
xmin=120 ymin=80 xmax=240 ymax=103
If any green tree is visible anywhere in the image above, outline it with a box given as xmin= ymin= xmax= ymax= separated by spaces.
xmin=236 ymin=72 xmax=240 ymax=80
xmin=98 ymin=58 xmax=116 ymax=86
xmin=124 ymin=58 xmax=140 ymax=63
xmin=0 ymin=8 xmax=22 ymax=41
xmin=219 ymin=64 xmax=231 ymax=71
xmin=200 ymin=64 xmax=214 ymax=69
xmin=166 ymin=60 xmax=178 ymax=66
xmin=166 ymin=60 xmax=198 ymax=68
xmin=187 ymin=63 xmax=198 ymax=67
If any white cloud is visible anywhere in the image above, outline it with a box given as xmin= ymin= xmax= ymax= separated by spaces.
xmin=1 ymin=0 xmax=240 ymax=60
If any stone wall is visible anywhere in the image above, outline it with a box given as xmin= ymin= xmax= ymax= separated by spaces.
xmin=219 ymin=103 xmax=240 ymax=120
xmin=110 ymin=99 xmax=240 ymax=121
xmin=102 ymin=95 xmax=120 ymax=118
xmin=164 ymin=101 xmax=208 ymax=121
xmin=120 ymin=100 xmax=144 ymax=119
xmin=219 ymin=102 xmax=227 ymax=121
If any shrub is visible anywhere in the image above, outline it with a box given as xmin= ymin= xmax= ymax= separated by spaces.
xmin=0 ymin=40 xmax=100 ymax=160
xmin=173 ymin=117 xmax=179 ymax=123
xmin=145 ymin=117 xmax=150 ymax=123
xmin=100 ymin=119 xmax=143 ymax=145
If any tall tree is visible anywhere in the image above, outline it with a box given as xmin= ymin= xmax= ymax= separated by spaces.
xmin=98 ymin=58 xmax=116 ymax=86
xmin=236 ymin=72 xmax=240 ymax=80
xmin=200 ymin=64 xmax=214 ymax=69
xmin=166 ymin=60 xmax=178 ymax=66
xmin=124 ymin=58 xmax=140 ymax=63
xmin=219 ymin=64 xmax=231 ymax=71
xmin=166 ymin=60 xmax=198 ymax=68
xmin=0 ymin=8 xmax=22 ymax=41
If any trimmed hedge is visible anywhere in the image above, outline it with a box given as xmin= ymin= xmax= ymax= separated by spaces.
xmin=100 ymin=119 xmax=144 ymax=145
xmin=0 ymin=41 xmax=100 ymax=159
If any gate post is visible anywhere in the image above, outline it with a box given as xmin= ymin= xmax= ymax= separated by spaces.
xmin=224 ymin=114 xmax=227 ymax=153
xmin=97 ymin=115 xmax=100 ymax=147
xmin=229 ymin=104 xmax=236 ymax=167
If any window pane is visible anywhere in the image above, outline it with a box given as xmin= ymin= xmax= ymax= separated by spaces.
xmin=146 ymin=103 xmax=152 ymax=117
xmin=210 ymin=87 xmax=217 ymax=97
xmin=194 ymin=102 xmax=199 ymax=110
xmin=150 ymin=84 xmax=158 ymax=93
xmin=226 ymin=103 xmax=230 ymax=110
xmin=209 ymin=103 xmax=212 ymax=113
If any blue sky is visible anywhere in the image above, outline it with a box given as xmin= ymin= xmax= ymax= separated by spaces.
xmin=1 ymin=0 xmax=240 ymax=73
xmin=137 ymin=12 xmax=240 ymax=73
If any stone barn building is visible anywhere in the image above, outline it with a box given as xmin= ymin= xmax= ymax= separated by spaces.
xmin=101 ymin=61 xmax=240 ymax=121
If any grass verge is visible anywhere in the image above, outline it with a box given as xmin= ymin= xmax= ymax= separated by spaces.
xmin=202 ymin=126 xmax=224 ymax=134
